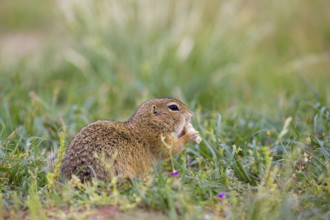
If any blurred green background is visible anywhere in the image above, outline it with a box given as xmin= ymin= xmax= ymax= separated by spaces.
xmin=0 ymin=0 xmax=329 ymax=218
xmin=1 ymin=0 xmax=329 ymax=120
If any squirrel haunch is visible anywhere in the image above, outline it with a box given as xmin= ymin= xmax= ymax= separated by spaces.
xmin=60 ymin=97 xmax=201 ymax=182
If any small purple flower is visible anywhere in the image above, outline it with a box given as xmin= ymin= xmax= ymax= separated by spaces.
xmin=171 ymin=170 xmax=179 ymax=177
xmin=217 ymin=192 xmax=226 ymax=199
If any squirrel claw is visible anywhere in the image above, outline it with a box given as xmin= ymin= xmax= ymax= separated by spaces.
xmin=191 ymin=132 xmax=202 ymax=144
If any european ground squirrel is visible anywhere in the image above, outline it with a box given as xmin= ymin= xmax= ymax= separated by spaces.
xmin=60 ymin=98 xmax=202 ymax=182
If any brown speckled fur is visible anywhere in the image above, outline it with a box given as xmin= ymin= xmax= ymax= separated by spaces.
xmin=60 ymin=97 xmax=197 ymax=182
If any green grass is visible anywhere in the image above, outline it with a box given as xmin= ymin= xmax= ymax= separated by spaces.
xmin=0 ymin=0 xmax=329 ymax=219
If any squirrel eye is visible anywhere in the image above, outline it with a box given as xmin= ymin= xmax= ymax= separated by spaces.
xmin=168 ymin=104 xmax=179 ymax=111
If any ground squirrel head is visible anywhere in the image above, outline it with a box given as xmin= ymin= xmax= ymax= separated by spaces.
xmin=128 ymin=97 xmax=193 ymax=137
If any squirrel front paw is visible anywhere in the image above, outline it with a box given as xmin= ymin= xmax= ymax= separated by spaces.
xmin=184 ymin=123 xmax=202 ymax=144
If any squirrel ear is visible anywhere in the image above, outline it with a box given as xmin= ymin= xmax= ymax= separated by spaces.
xmin=152 ymin=105 xmax=158 ymax=116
